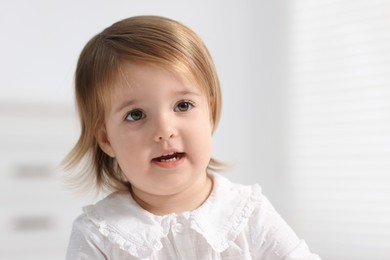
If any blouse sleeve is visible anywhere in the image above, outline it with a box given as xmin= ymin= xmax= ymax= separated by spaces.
xmin=249 ymin=195 xmax=321 ymax=260
xmin=65 ymin=214 xmax=107 ymax=260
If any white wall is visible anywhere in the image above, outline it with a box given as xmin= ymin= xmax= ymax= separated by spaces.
xmin=0 ymin=1 xmax=288 ymax=259
xmin=284 ymin=1 xmax=390 ymax=259
xmin=0 ymin=0 xmax=286 ymax=186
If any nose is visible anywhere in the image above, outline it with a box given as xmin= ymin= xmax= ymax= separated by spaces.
xmin=153 ymin=113 xmax=177 ymax=142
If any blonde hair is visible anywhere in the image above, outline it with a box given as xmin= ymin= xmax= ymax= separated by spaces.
xmin=63 ymin=15 xmax=224 ymax=192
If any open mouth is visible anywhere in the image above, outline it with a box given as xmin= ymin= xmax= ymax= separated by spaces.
xmin=152 ymin=152 xmax=186 ymax=162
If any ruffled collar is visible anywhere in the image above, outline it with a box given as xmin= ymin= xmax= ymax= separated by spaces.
xmin=83 ymin=173 xmax=262 ymax=258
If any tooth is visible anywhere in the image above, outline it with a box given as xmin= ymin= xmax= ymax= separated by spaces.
xmin=161 ymin=157 xmax=179 ymax=162
xmin=162 ymin=152 xmax=174 ymax=157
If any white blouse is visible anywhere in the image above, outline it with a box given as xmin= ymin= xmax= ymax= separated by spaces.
xmin=66 ymin=174 xmax=320 ymax=259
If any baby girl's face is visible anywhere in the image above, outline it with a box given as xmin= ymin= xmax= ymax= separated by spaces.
xmin=97 ymin=62 xmax=213 ymax=198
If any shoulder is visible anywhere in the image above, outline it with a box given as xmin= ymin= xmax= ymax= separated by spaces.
xmin=68 ymin=192 xmax=134 ymax=244
xmin=211 ymin=173 xmax=263 ymax=200
xmin=209 ymin=173 xmax=264 ymax=219
xmin=82 ymin=191 xmax=143 ymax=227
xmin=71 ymin=191 xmax=167 ymax=258
xmin=66 ymin=212 xmax=108 ymax=259
xmin=210 ymin=174 xmax=314 ymax=258
xmin=190 ymin=174 xmax=263 ymax=251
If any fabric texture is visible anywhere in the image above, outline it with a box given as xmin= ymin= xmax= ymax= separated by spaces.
xmin=65 ymin=173 xmax=321 ymax=259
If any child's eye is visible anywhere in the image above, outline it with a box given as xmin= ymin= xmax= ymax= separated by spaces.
xmin=174 ymin=101 xmax=194 ymax=112
xmin=125 ymin=109 xmax=145 ymax=121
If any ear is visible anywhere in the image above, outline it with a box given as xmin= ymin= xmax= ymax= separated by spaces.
xmin=96 ymin=125 xmax=115 ymax=158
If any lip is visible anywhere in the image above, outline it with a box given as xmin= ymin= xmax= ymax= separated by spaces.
xmin=151 ymin=149 xmax=186 ymax=169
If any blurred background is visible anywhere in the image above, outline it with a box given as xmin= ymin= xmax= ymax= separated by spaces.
xmin=0 ymin=0 xmax=389 ymax=259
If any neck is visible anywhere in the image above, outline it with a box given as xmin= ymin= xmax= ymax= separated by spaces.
xmin=130 ymin=174 xmax=213 ymax=216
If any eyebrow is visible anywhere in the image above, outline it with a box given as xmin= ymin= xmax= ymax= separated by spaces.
xmin=114 ymin=99 xmax=137 ymax=114
xmin=114 ymin=89 xmax=202 ymax=114
xmin=175 ymin=90 xmax=202 ymax=98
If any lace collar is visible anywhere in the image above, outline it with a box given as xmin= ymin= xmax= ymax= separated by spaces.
xmin=83 ymin=173 xmax=262 ymax=258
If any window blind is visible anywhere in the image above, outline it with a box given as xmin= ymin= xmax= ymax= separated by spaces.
xmin=284 ymin=1 xmax=390 ymax=259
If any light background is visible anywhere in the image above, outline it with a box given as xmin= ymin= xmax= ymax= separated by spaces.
xmin=1 ymin=1 xmax=389 ymax=259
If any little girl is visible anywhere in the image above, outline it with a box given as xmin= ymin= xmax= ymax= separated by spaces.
xmin=64 ymin=15 xmax=320 ymax=260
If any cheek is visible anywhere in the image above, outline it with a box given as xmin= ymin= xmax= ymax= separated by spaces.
xmin=107 ymin=129 xmax=142 ymax=158
xmin=195 ymin=133 xmax=213 ymax=169
xmin=113 ymin=138 xmax=148 ymax=175
xmin=188 ymin=121 xmax=213 ymax=156
xmin=113 ymin=135 xmax=142 ymax=155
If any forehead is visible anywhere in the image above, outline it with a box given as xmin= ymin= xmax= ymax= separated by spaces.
xmin=113 ymin=62 xmax=202 ymax=95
